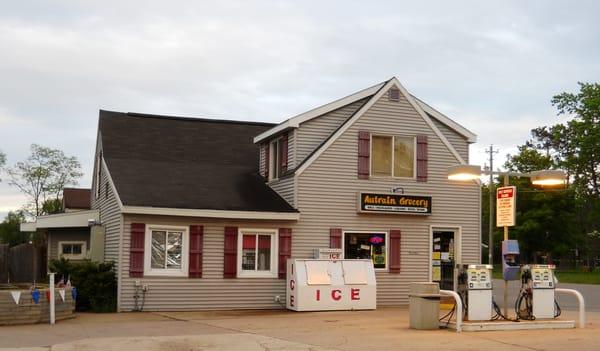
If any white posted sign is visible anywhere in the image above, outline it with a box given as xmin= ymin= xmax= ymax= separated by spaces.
xmin=497 ymin=186 xmax=516 ymax=227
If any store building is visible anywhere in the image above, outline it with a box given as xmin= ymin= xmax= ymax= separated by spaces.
xmin=89 ymin=77 xmax=479 ymax=311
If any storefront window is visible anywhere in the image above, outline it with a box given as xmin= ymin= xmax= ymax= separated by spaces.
xmin=343 ymin=232 xmax=387 ymax=269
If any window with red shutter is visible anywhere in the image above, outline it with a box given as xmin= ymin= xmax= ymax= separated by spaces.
xmin=358 ymin=131 xmax=370 ymax=179
xmin=389 ymin=230 xmax=402 ymax=273
xmin=278 ymin=228 xmax=292 ymax=279
xmin=129 ymin=223 xmax=145 ymax=278
xmin=223 ymin=227 xmax=238 ymax=278
xmin=416 ymin=135 xmax=428 ymax=182
xmin=189 ymin=225 xmax=204 ymax=278
xmin=330 ymin=228 xmax=342 ymax=249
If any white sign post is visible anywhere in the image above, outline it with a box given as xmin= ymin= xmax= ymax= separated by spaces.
xmin=496 ymin=186 xmax=516 ymax=227
xmin=48 ymin=273 xmax=55 ymax=325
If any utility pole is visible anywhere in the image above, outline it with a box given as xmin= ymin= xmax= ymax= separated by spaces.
xmin=485 ymin=145 xmax=499 ymax=265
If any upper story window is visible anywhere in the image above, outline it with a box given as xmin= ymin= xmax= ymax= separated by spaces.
xmin=371 ymin=135 xmax=415 ymax=178
xmin=269 ymin=138 xmax=284 ymax=181
xmin=144 ymin=225 xmax=189 ymax=277
xmin=237 ymin=228 xmax=278 ymax=278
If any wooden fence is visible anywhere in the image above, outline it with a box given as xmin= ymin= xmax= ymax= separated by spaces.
xmin=0 ymin=243 xmax=46 ymax=284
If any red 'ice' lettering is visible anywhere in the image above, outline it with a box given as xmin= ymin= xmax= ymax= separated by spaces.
xmin=290 ymin=279 xmax=295 ymax=290
xmin=351 ymin=288 xmax=360 ymax=300
xmin=331 ymin=290 xmax=342 ymax=301
xmin=316 ymin=289 xmax=320 ymax=301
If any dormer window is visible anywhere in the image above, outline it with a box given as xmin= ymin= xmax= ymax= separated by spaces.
xmin=269 ymin=138 xmax=284 ymax=181
xmin=268 ymin=133 xmax=288 ymax=181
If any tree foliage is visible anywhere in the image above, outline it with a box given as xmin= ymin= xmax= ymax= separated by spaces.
xmin=0 ymin=211 xmax=27 ymax=247
xmin=0 ymin=150 xmax=5 ymax=181
xmin=499 ymin=82 xmax=600 ymax=266
xmin=7 ymin=144 xmax=82 ymax=217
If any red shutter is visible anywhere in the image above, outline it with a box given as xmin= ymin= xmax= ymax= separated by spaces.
xmin=358 ymin=131 xmax=370 ymax=179
xmin=281 ymin=133 xmax=289 ymax=173
xmin=416 ymin=135 xmax=428 ymax=182
xmin=264 ymin=143 xmax=270 ymax=180
xmin=330 ymin=228 xmax=342 ymax=249
xmin=389 ymin=229 xmax=401 ymax=273
xmin=278 ymin=228 xmax=292 ymax=279
xmin=189 ymin=225 xmax=204 ymax=278
xmin=129 ymin=223 xmax=145 ymax=278
xmin=223 ymin=226 xmax=238 ymax=278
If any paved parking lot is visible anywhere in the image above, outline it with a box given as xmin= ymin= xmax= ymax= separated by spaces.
xmin=0 ymin=307 xmax=598 ymax=350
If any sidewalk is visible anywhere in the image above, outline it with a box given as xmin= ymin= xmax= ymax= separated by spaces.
xmin=0 ymin=308 xmax=598 ymax=350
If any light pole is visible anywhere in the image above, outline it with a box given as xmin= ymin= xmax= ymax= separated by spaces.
xmin=448 ymin=165 xmax=566 ymax=317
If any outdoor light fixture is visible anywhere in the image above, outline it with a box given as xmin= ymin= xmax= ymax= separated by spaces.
xmin=447 ymin=165 xmax=482 ymax=181
xmin=529 ymin=170 xmax=566 ymax=186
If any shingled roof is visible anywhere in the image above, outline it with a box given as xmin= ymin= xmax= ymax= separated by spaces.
xmin=98 ymin=110 xmax=297 ymax=213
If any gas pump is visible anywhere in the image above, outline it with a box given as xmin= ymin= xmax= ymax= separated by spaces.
xmin=502 ymin=240 xmax=520 ymax=280
xmin=516 ymin=264 xmax=561 ymax=320
xmin=457 ymin=265 xmax=493 ymax=321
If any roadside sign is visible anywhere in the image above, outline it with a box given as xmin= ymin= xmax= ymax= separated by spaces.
xmin=496 ymin=186 xmax=516 ymax=227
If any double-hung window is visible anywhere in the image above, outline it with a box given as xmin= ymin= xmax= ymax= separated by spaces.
xmin=269 ymin=138 xmax=284 ymax=180
xmin=371 ymin=135 xmax=415 ymax=178
xmin=144 ymin=225 xmax=189 ymax=277
xmin=237 ymin=229 xmax=278 ymax=278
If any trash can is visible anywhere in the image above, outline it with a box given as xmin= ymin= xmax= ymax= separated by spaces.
xmin=409 ymin=282 xmax=441 ymax=330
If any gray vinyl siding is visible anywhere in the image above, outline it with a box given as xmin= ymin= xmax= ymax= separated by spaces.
xmin=119 ymin=215 xmax=292 ymax=311
xmin=47 ymin=228 xmax=90 ymax=260
xmin=90 ymin=135 xmax=122 ymax=266
xmin=431 ymin=117 xmax=469 ymax=163
xmin=259 ymin=143 xmax=266 ymax=178
xmin=295 ymin=98 xmax=369 ymax=165
xmin=295 ymin=87 xmax=480 ymax=306
xmin=268 ymin=176 xmax=295 ymax=208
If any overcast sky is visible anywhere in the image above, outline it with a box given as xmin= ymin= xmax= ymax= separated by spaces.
xmin=1 ymin=1 xmax=599 ymax=219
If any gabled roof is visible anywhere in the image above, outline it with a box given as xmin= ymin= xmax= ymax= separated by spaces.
xmin=98 ymin=110 xmax=298 ymax=216
xmin=412 ymin=96 xmax=477 ymax=143
xmin=253 ymin=81 xmax=385 ymax=143
xmin=253 ymin=79 xmax=475 ymax=146
xmin=294 ymin=77 xmax=471 ymax=176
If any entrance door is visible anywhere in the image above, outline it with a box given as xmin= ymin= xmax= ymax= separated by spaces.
xmin=432 ymin=230 xmax=456 ymax=290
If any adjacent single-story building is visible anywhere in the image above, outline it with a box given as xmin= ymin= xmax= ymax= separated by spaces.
xmin=52 ymin=77 xmax=482 ymax=311
xmin=20 ymin=188 xmax=104 ymax=264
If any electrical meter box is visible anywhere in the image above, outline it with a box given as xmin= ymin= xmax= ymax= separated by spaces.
xmin=458 ymin=265 xmax=493 ymax=321
xmin=502 ymin=240 xmax=520 ymax=280
xmin=530 ymin=264 xmax=556 ymax=319
xmin=286 ymin=259 xmax=377 ymax=311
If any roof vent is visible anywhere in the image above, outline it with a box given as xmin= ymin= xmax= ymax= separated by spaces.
xmin=389 ymin=88 xmax=400 ymax=102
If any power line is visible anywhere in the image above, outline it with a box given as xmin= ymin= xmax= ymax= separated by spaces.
xmin=485 ymin=145 xmax=499 ymax=265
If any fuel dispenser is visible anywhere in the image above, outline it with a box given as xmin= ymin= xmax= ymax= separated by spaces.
xmin=502 ymin=240 xmax=520 ymax=280
xmin=516 ymin=264 xmax=560 ymax=320
xmin=457 ymin=265 xmax=493 ymax=321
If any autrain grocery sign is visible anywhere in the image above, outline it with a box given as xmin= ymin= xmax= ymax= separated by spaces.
xmin=357 ymin=192 xmax=432 ymax=215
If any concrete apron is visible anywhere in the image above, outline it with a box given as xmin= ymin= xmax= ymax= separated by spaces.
xmin=0 ymin=334 xmax=336 ymax=351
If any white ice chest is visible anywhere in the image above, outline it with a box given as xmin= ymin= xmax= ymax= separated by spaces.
xmin=286 ymin=259 xmax=377 ymax=311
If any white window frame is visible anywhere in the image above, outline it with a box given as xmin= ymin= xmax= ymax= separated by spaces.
xmin=94 ymin=152 xmax=101 ymax=198
xmin=342 ymin=231 xmax=389 ymax=271
xmin=369 ymin=134 xmax=417 ymax=179
xmin=268 ymin=137 xmax=283 ymax=181
xmin=237 ymin=228 xmax=278 ymax=278
xmin=59 ymin=241 xmax=87 ymax=260
xmin=144 ymin=224 xmax=189 ymax=277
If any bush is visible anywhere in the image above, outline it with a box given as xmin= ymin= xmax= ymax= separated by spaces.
xmin=49 ymin=258 xmax=117 ymax=312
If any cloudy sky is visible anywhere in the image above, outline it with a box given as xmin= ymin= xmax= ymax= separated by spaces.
xmin=1 ymin=1 xmax=599 ymax=219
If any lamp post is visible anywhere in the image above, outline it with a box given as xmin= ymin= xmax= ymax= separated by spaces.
xmin=448 ymin=165 xmax=566 ymax=317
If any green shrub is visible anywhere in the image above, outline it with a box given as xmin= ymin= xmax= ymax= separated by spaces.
xmin=49 ymin=258 xmax=117 ymax=312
